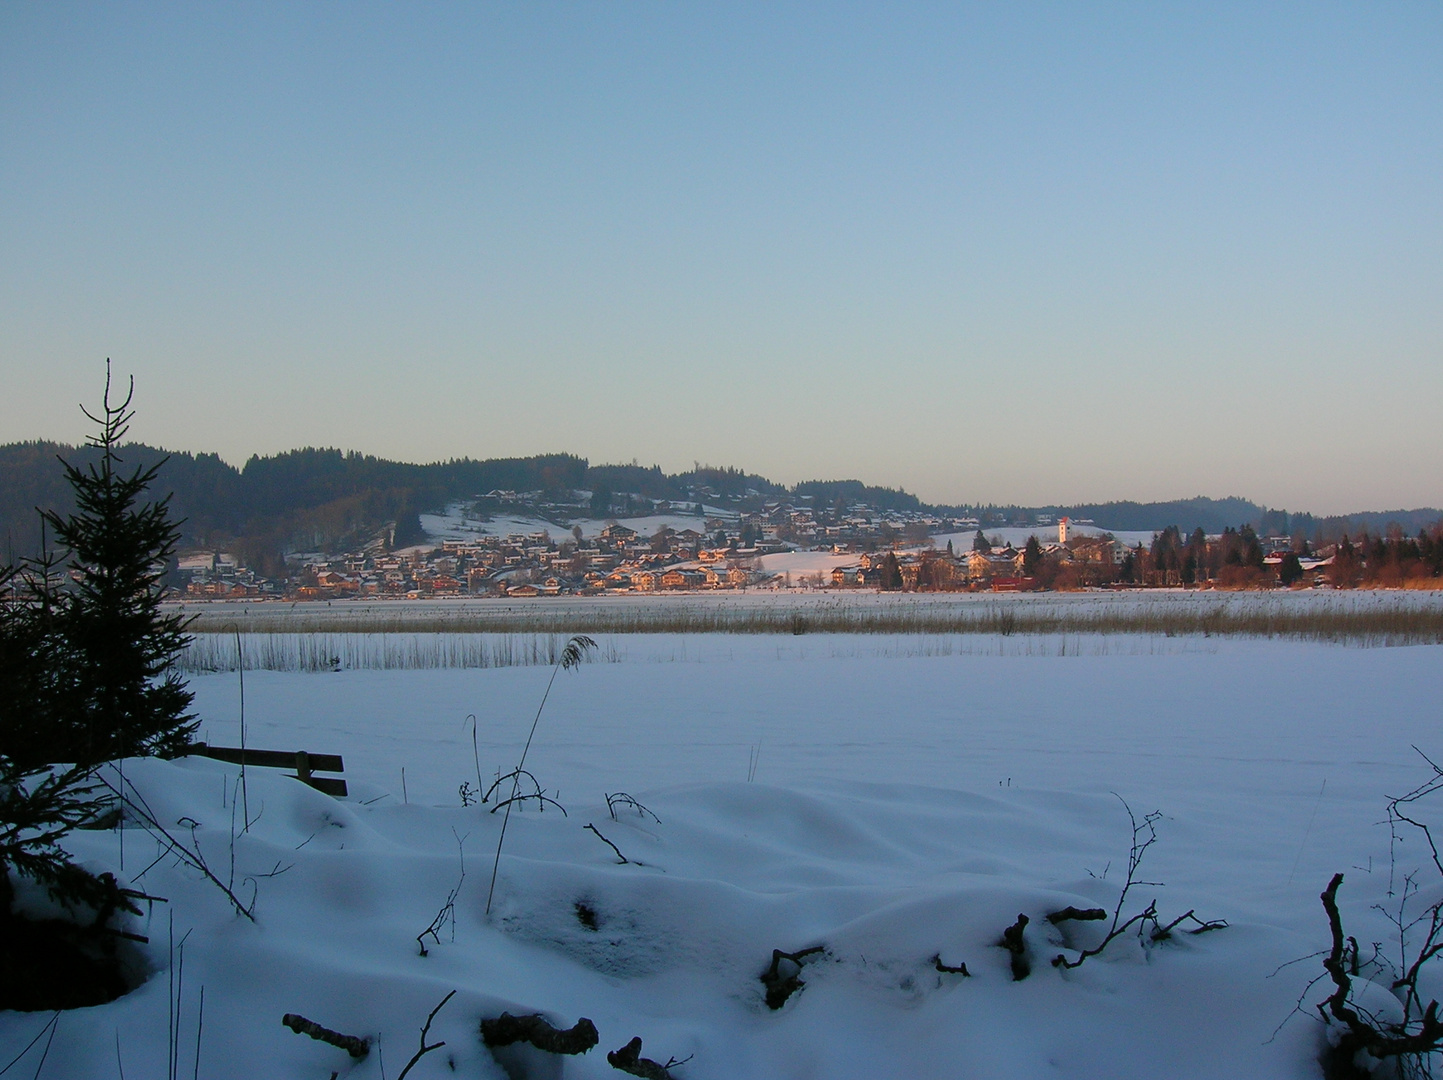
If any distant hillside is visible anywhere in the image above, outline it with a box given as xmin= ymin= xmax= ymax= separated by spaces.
xmin=794 ymin=479 xmax=923 ymax=514
xmin=0 ymin=443 xmax=587 ymax=573
xmin=3 ymin=442 xmax=1436 ymax=570
xmin=1063 ymin=497 xmax=1266 ymax=535
xmin=1065 ymin=498 xmax=1443 ymax=540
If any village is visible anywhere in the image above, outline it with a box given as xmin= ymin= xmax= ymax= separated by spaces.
xmin=176 ymin=488 xmax=1363 ymax=601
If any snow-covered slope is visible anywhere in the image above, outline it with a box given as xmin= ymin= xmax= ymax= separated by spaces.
xmin=7 ymin=636 xmax=1440 ymax=1078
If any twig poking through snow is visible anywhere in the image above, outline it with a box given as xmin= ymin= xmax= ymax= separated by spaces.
xmin=606 ymin=792 xmax=660 ymax=824
xmin=486 ymin=635 xmax=596 ymax=915
xmin=394 ymin=991 xmax=455 ymax=1080
xmin=96 ymin=770 xmax=257 ymax=922
xmin=584 ymin=823 xmax=629 ymax=864
xmin=417 ymin=830 xmax=467 ymax=956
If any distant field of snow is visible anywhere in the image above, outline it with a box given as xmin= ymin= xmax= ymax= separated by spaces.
xmin=12 ymin=636 xmax=1443 ymax=1078
xmin=755 ymin=550 xmax=858 ymax=579
xmin=420 ymin=504 xmax=730 ymax=544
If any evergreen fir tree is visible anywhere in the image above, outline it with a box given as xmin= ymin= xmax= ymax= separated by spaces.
xmin=880 ymin=551 xmax=903 ymax=590
xmin=1277 ymin=550 xmax=1304 ymax=586
xmin=1021 ymin=535 xmax=1043 ymax=576
xmin=41 ymin=365 xmax=195 ymax=765
xmin=1238 ymin=525 xmax=1265 ymax=570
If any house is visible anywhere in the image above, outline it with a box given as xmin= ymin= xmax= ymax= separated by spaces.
xmin=965 ymin=550 xmax=1016 ymax=578
xmin=727 ymin=566 xmax=755 ymax=587
xmin=660 ymin=568 xmax=707 ymax=586
xmin=429 ymin=575 xmax=462 ymax=596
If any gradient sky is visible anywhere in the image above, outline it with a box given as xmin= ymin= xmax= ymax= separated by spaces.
xmin=2 ymin=3 xmax=1440 ymax=514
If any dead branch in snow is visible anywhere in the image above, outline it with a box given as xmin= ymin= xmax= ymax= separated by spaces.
xmin=480 ymin=1013 xmax=599 ymax=1055
xmin=482 ymin=768 xmax=543 ymax=805
xmin=999 ymin=914 xmax=1031 ymax=980
xmin=281 ymin=1013 xmax=370 ymax=1059
xmin=394 ymin=990 xmax=455 ymax=1080
xmin=490 ymin=790 xmax=567 ymax=816
xmin=98 ymin=770 xmax=257 ymax=922
xmin=931 ymin=954 xmax=970 ymax=975
xmin=760 ymin=945 xmax=826 ymax=1009
xmin=1318 ymin=872 xmax=1443 ymax=1071
xmin=607 ymin=1037 xmax=691 ymax=1079
xmin=1051 ymin=796 xmax=1216 ymax=971
xmin=1314 ymin=759 xmax=1443 ymax=1078
xmin=585 ymin=823 xmax=629 ymax=864
xmin=1047 ymin=906 xmax=1107 ymax=924
xmin=417 ymin=831 xmax=467 ymax=956
xmin=606 ymin=792 xmax=660 ymax=824
xmin=484 ymin=768 xmax=567 ymax=815
xmin=1151 ymin=908 xmax=1228 ymax=941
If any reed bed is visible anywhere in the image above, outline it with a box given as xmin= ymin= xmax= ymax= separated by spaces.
xmin=177 ymin=595 xmax=1443 ymax=654
xmin=179 ymin=632 xmax=623 ymax=673
xmin=180 ymin=629 xmax=1227 ymax=673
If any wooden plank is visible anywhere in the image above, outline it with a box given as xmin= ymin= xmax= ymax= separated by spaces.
xmin=186 ymin=743 xmax=344 ymax=774
xmin=297 ymin=776 xmax=348 ymax=797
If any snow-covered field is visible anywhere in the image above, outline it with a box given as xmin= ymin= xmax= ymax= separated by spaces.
xmin=9 ymin=635 xmax=1443 ymax=1078
xmin=418 ymin=507 xmax=729 ymax=545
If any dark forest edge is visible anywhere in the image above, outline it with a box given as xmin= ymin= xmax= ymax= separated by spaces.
xmin=3 ymin=440 xmax=1439 ymax=572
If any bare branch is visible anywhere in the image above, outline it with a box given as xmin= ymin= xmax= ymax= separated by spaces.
xmin=584 ymin=823 xmax=629 ymax=864
xmin=395 ymin=991 xmax=456 ymax=1080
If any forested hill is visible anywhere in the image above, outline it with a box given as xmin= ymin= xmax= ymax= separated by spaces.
xmin=0 ymin=444 xmax=589 ymax=572
xmin=1 ymin=446 xmax=931 ymax=566
xmin=1057 ymin=498 xmax=1443 ymax=541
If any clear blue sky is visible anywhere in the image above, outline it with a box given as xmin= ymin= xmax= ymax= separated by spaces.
xmin=2 ymin=2 xmax=1440 ymax=514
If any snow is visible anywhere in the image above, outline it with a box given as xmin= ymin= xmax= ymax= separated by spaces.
xmin=754 ymin=551 xmax=858 ymax=579
xmin=419 ymin=504 xmax=726 ymax=545
xmin=9 ymin=635 xmax=1443 ymax=1078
